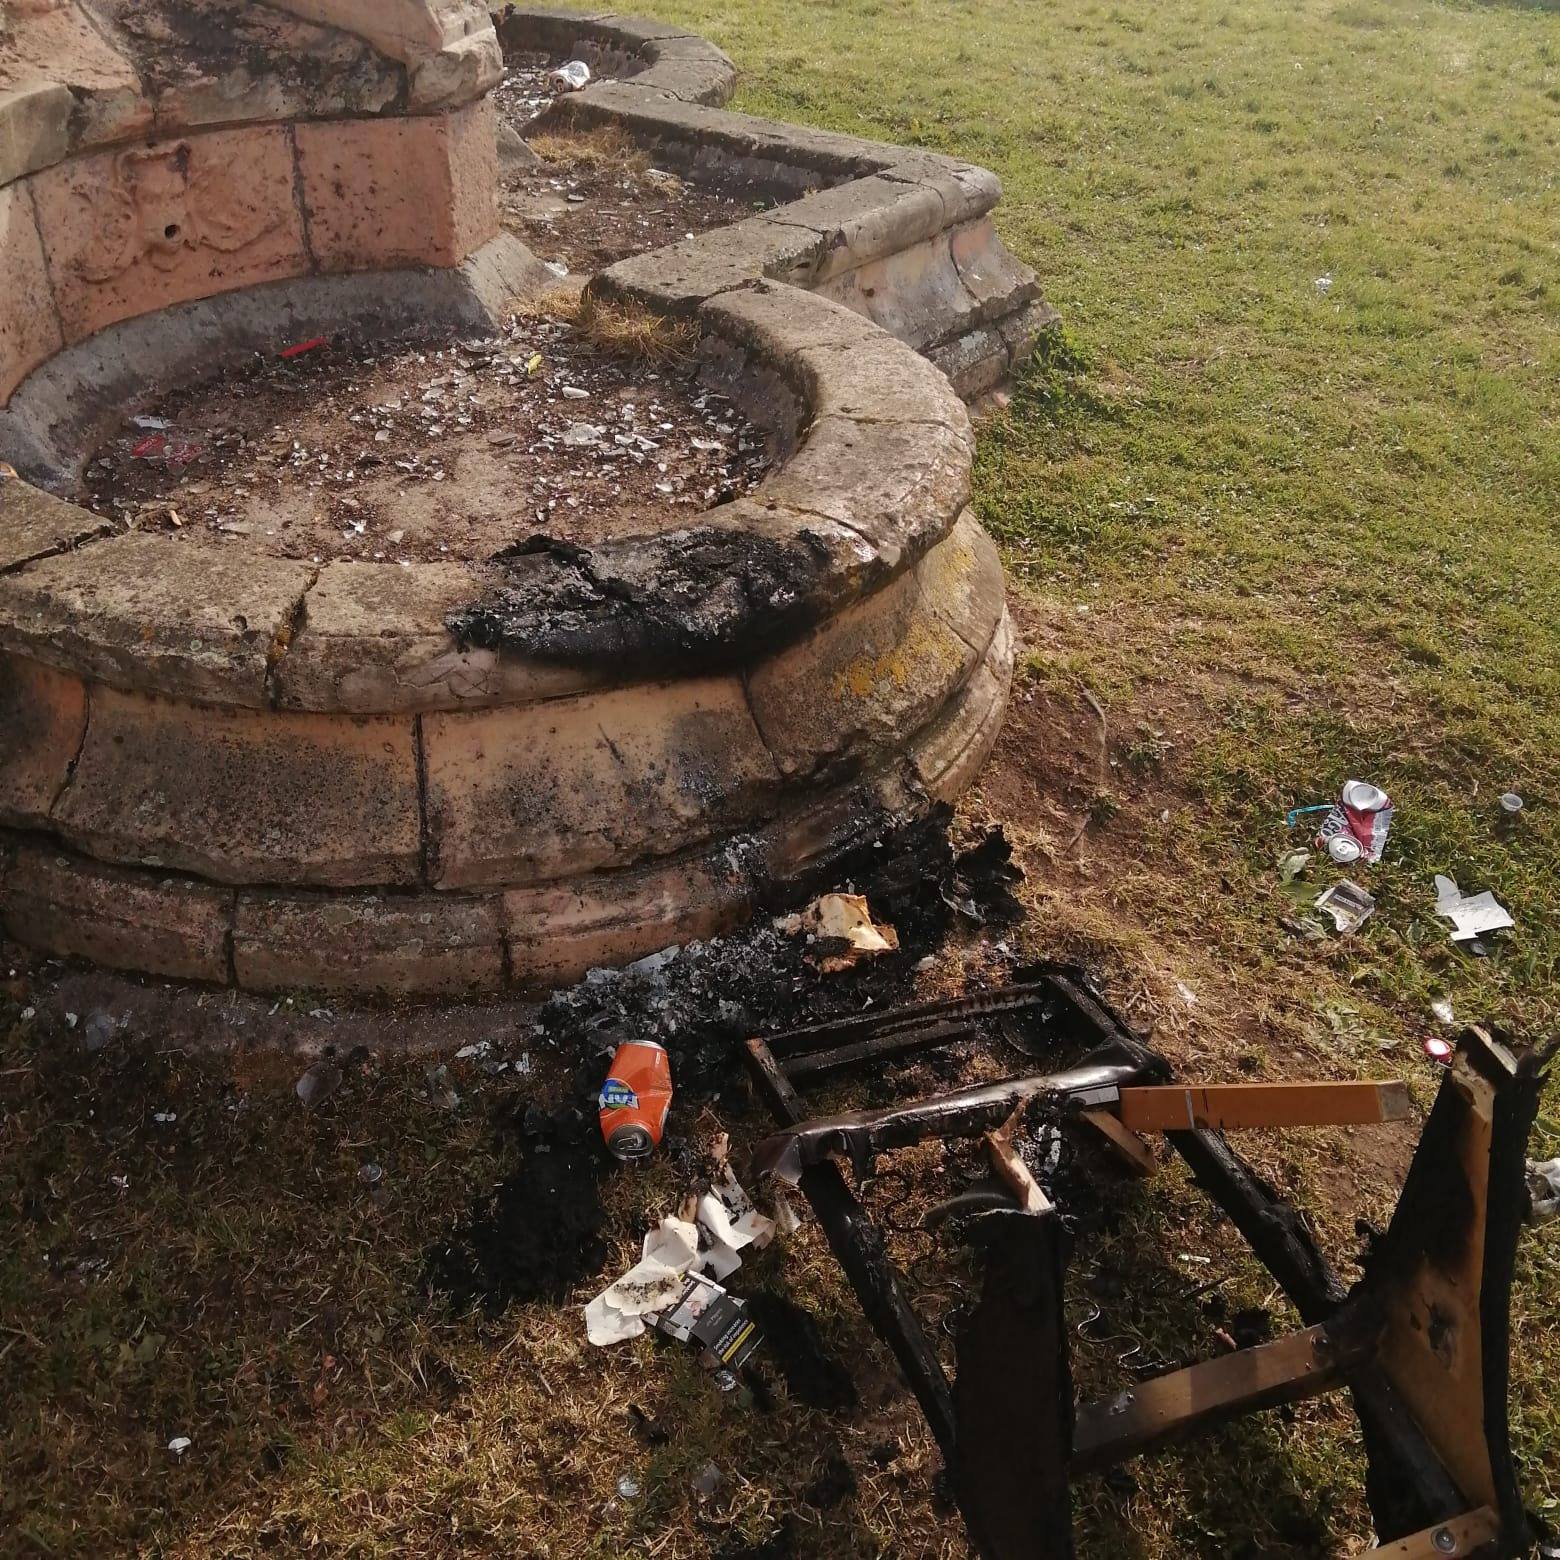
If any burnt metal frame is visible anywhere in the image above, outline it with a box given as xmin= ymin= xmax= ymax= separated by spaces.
xmin=742 ymin=964 xmax=1547 ymax=1560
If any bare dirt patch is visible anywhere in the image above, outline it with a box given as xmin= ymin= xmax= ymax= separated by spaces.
xmin=503 ymin=128 xmax=758 ymax=278
xmin=79 ymin=311 xmax=770 ymax=565
xmin=495 ymin=53 xmax=754 ymax=277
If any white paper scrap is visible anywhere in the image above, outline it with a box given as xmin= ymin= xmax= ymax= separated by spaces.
xmin=585 ymin=1167 xmax=777 ymax=1346
xmin=584 ymin=1216 xmax=700 ymax=1346
xmin=1433 ymin=874 xmax=1514 ymax=942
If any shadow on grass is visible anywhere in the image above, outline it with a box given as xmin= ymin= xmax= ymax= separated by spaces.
xmin=0 ymin=1014 xmax=906 ymax=1557
xmin=1068 ymin=1169 xmax=1364 ymax=1557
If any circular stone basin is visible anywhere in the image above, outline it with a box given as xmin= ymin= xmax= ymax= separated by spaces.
xmin=81 ymin=312 xmax=771 ymax=563
xmin=0 ymin=284 xmax=1012 ymax=1001
xmin=0 ymin=5 xmax=1024 ymax=1005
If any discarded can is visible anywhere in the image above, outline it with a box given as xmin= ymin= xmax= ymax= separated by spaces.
xmin=1315 ymin=778 xmax=1393 ymax=865
xmin=548 ymin=59 xmax=592 ymax=93
xmin=1327 ymin=834 xmax=1363 ymax=865
xmin=599 ymin=1039 xmax=673 ymax=1162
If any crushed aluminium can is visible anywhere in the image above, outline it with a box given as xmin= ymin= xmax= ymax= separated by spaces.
xmin=1316 ymin=779 xmax=1393 ymax=865
xmin=599 ymin=1038 xmax=673 ymax=1162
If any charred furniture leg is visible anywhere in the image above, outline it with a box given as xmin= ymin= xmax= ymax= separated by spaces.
xmin=743 ymin=1037 xmax=958 ymax=1455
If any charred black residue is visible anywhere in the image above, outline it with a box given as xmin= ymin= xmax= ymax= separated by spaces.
xmin=1371 ymin=1079 xmax=1477 ymax=1277
xmin=423 ymin=1105 xmax=609 ymax=1314
xmin=448 ymin=527 xmax=842 ymax=672
xmin=109 ymin=0 xmax=396 ymax=102
xmin=746 ymin=1291 xmax=859 ymax=1412
xmin=424 ymin=811 xmax=1026 ymax=1313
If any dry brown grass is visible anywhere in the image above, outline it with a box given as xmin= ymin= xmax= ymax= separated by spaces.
xmin=527 ymin=125 xmax=651 ymax=176
xmin=507 ymin=287 xmax=700 ymax=366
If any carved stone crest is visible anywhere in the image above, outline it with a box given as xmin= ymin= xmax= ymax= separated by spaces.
xmin=74 ymin=141 xmax=285 ymax=283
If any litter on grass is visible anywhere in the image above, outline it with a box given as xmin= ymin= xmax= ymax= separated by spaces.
xmin=1528 ymin=1159 xmax=1560 ymax=1225
xmin=1313 ymin=779 xmax=1394 ymax=864
xmin=585 ymin=1152 xmax=774 ymax=1347
xmin=1314 ymin=879 xmax=1376 ymax=934
xmin=649 ymin=1270 xmax=762 ymax=1370
xmin=598 ymin=1038 xmax=673 ymax=1163
xmin=295 ymin=1058 xmax=341 ymax=1109
xmin=1432 ymin=874 xmax=1514 ymax=943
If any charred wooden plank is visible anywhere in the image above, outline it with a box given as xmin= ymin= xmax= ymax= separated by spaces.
xmin=955 ymin=1208 xmax=1075 ymax=1560
xmin=1072 ymin=1315 xmax=1379 ymax=1472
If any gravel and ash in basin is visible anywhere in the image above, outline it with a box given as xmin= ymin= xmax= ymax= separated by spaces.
xmin=81 ymin=312 xmax=771 ymax=565
xmin=497 ymin=50 xmax=756 ymax=276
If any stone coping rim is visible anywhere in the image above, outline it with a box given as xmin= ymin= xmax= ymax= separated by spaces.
xmin=0 ymin=279 xmax=971 ymax=710
xmin=495 ymin=6 xmax=737 ymax=105
xmin=1 ymin=6 xmax=1025 ymax=714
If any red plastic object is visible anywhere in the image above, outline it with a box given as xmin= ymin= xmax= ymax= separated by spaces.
xmin=280 ymin=336 xmax=327 ymax=359
xmin=130 ymin=433 xmax=167 ymax=459
xmin=1423 ymin=1035 xmax=1455 ymax=1065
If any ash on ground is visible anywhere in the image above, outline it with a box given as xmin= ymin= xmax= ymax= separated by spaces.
xmin=81 ymin=315 xmax=770 ymax=564
xmin=528 ymin=808 xmax=1024 ymax=1108
xmin=423 ymin=809 xmax=1027 ymax=1315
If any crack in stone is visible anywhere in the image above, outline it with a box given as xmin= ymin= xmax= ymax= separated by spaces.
xmin=739 ymin=664 xmax=785 ymax=781
xmin=0 ymin=524 xmax=115 ymax=577
xmin=286 ymin=122 xmax=319 ymax=274
xmin=413 ymin=712 xmax=434 ymax=886
xmin=263 ymin=565 xmax=320 ymax=709
xmin=47 ymin=678 xmax=92 ymax=820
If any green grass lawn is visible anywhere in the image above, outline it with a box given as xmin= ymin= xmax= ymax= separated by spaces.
xmin=2 ymin=1 xmax=1556 ymax=1554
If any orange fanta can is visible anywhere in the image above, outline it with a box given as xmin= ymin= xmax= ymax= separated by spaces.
xmin=599 ymin=1039 xmax=673 ymax=1162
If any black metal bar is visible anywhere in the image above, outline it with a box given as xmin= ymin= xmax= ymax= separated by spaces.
xmin=782 ymin=1021 xmax=979 ymax=1080
xmin=763 ymin=981 xmax=1056 ymax=1058
xmin=743 ymin=1037 xmax=959 ymax=1456
xmin=753 ymin=1048 xmax=1161 ymax=1184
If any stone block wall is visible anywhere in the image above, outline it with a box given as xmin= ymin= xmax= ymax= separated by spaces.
xmin=0 ymin=6 xmax=1027 ymax=998
xmin=0 ymin=0 xmax=505 ymax=405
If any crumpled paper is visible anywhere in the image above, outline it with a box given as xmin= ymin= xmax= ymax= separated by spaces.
xmin=1433 ymin=874 xmax=1514 ymax=942
xmin=585 ymin=1167 xmax=775 ymax=1346
xmin=1527 ymin=1159 xmax=1559 ymax=1226
xmin=782 ymin=892 xmax=899 ymax=973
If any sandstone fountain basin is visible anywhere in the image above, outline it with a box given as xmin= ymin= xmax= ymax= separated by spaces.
xmin=0 ymin=2 xmax=1041 ymax=998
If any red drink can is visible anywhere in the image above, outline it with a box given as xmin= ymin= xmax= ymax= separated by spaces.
xmin=599 ymin=1039 xmax=673 ymax=1162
